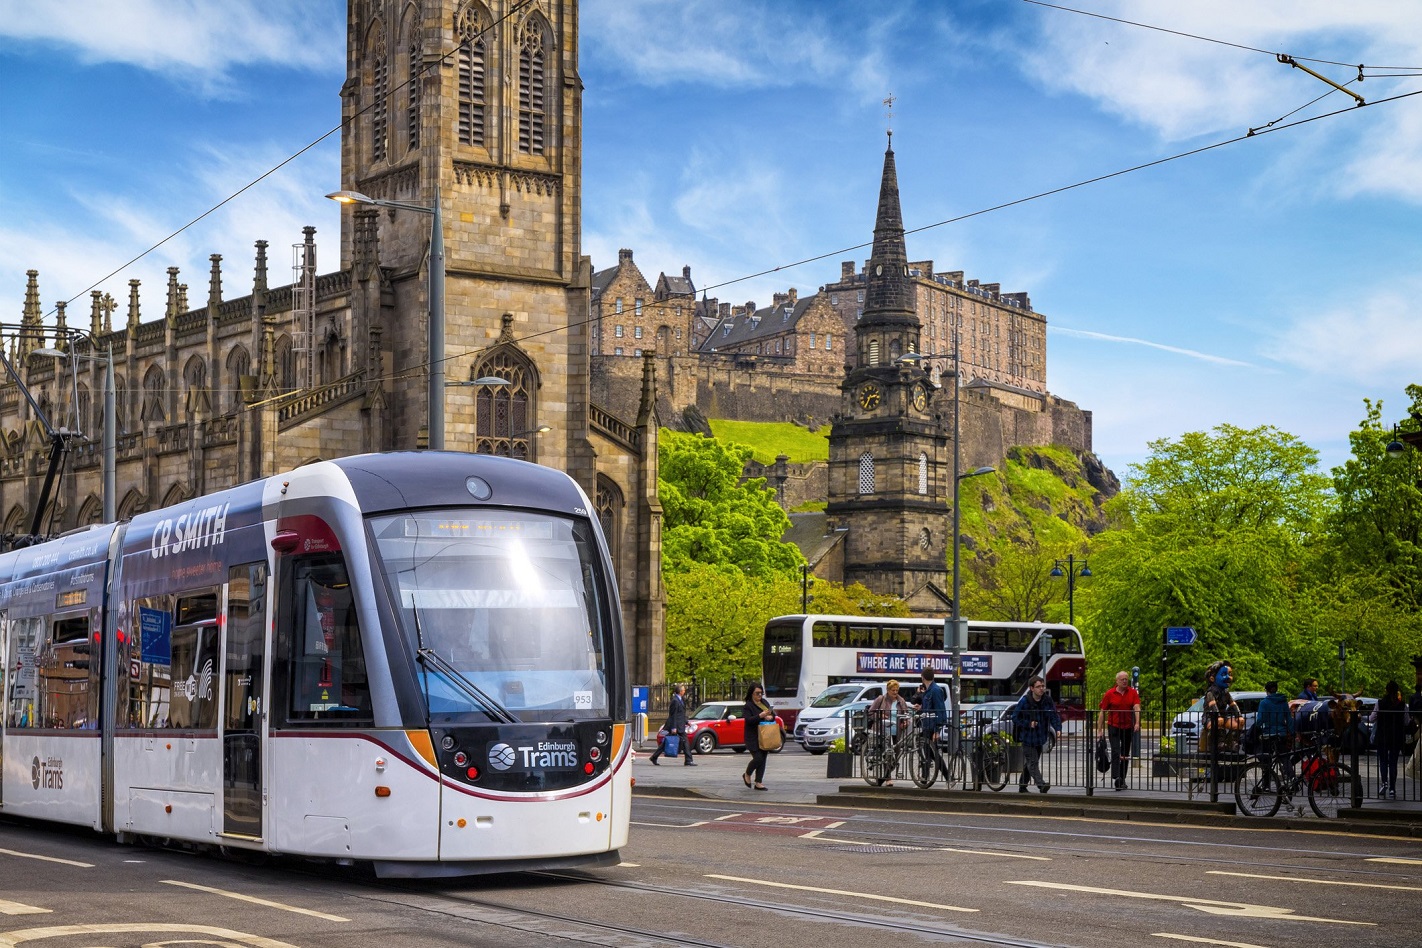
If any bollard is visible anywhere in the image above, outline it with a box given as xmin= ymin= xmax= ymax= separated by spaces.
xmin=633 ymin=712 xmax=647 ymax=745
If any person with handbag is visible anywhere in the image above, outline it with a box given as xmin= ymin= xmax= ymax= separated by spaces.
xmin=1098 ymin=670 xmax=1140 ymax=790
xmin=742 ymin=684 xmax=775 ymax=790
xmin=650 ymin=682 xmax=696 ymax=766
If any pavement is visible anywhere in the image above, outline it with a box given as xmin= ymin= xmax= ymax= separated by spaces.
xmin=630 ymin=739 xmax=1422 ymax=836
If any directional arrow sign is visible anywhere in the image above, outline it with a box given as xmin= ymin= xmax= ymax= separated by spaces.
xmin=1165 ymin=626 xmax=1197 ymax=646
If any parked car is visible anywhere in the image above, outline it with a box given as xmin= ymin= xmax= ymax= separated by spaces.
xmin=959 ymin=700 xmax=1019 ymax=739
xmin=683 ymin=701 xmax=787 ymax=755
xmin=793 ymin=682 xmax=886 ymax=747
xmin=799 ymin=700 xmax=873 ymax=755
xmin=1170 ymin=692 xmax=1267 ymax=749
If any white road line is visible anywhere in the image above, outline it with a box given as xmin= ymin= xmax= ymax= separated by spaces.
xmin=0 ymin=923 xmax=300 ymax=947
xmin=938 ymin=847 xmax=1050 ymax=861
xmin=706 ymin=873 xmax=977 ymax=913
xmin=0 ymin=901 xmax=50 ymax=917
xmin=1366 ymin=856 xmax=1422 ymax=865
xmin=161 ymin=880 xmax=349 ymax=921
xmin=1004 ymin=880 xmax=1372 ymax=926
xmin=0 ymin=848 xmax=93 ymax=868
xmin=1207 ymin=870 xmax=1422 ymax=892
xmin=1152 ymin=934 xmax=1273 ymax=948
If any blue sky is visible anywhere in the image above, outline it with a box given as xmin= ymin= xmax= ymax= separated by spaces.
xmin=3 ymin=1 xmax=1421 ymax=481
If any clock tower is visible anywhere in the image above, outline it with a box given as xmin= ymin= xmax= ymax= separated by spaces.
xmin=826 ymin=137 xmax=952 ymax=611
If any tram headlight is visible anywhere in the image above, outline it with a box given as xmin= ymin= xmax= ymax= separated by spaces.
xmin=596 ymin=730 xmax=608 ymax=744
xmin=440 ymin=735 xmax=457 ymax=751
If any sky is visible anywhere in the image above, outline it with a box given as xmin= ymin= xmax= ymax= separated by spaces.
xmin=2 ymin=0 xmax=1421 ymax=482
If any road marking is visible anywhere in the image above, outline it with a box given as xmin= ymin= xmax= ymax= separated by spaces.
xmin=1005 ymin=880 xmax=1372 ymax=926
xmin=630 ymin=819 xmax=709 ymax=828
xmin=1153 ymin=934 xmax=1272 ymax=948
xmin=161 ymin=880 xmax=349 ymax=921
xmin=0 ymin=848 xmax=93 ymax=868
xmin=0 ymin=923 xmax=299 ymax=947
xmin=1208 ymin=870 xmax=1422 ymax=892
xmin=707 ymin=873 xmax=977 ymax=913
xmin=1366 ymin=856 xmax=1422 ymax=865
xmin=938 ymin=846 xmax=1050 ymax=861
xmin=617 ymin=861 xmax=640 ymax=867
xmin=0 ymin=901 xmax=50 ymax=917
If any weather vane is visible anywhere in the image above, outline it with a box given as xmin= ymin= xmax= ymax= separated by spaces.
xmin=883 ymin=93 xmax=895 ymax=142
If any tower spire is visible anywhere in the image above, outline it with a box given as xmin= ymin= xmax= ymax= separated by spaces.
xmin=860 ymin=139 xmax=917 ymax=328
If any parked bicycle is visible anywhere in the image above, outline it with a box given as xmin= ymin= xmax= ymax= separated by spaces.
xmin=859 ymin=711 xmax=919 ymax=786
xmin=1234 ymin=743 xmax=1355 ymax=818
xmin=909 ymin=711 xmax=1011 ymax=791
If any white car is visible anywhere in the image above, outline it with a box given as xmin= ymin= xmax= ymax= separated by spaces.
xmin=793 ymin=682 xmax=886 ymax=749
xmin=800 ymin=700 xmax=873 ymax=754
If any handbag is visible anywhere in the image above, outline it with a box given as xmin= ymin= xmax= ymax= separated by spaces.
xmin=662 ymin=733 xmax=680 ymax=757
xmin=1095 ymin=735 xmax=1111 ymax=773
xmin=758 ymin=720 xmax=783 ymax=752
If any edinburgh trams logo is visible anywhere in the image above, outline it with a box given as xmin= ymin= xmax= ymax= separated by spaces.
xmin=31 ymin=755 xmax=64 ymax=790
xmin=488 ymin=743 xmax=517 ymax=771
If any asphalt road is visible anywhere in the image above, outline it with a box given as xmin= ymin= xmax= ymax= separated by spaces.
xmin=0 ymin=745 xmax=1417 ymax=947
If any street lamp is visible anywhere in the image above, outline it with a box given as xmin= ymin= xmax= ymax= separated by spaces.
xmin=1050 ymin=554 xmax=1091 ymax=626
xmin=327 ymin=188 xmax=445 ymax=450
xmin=800 ymin=564 xmax=810 ymax=613
xmin=17 ymin=330 xmax=116 ymax=525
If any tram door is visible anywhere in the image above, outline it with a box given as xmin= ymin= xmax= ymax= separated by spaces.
xmin=0 ymin=610 xmax=6 ymax=808
xmin=221 ymin=563 xmax=268 ymax=838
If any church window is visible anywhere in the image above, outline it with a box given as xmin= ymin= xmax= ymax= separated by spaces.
xmin=858 ymin=453 xmax=875 ymax=495
xmin=596 ymin=476 xmax=623 ymax=565
xmin=918 ymin=453 xmax=928 ymax=495
xmin=141 ymin=365 xmax=166 ymax=424
xmin=183 ymin=356 xmax=210 ymax=414
xmin=633 ymin=326 xmax=642 ymax=339
xmin=407 ymin=34 xmax=421 ymax=152
xmin=635 ymin=299 xmax=643 ymax=316
xmin=371 ymin=32 xmax=389 ymax=163
xmin=275 ymin=335 xmax=296 ymax=391
xmin=518 ymin=16 xmax=550 ymax=155
xmin=868 ymin=339 xmax=880 ymax=366
xmin=226 ymin=345 xmax=250 ymax=412
xmin=472 ymin=349 xmax=539 ymax=459
xmin=614 ymin=325 xmax=624 ymax=338
xmin=456 ymin=3 xmax=489 ymax=146
xmin=889 ymin=339 xmax=901 ymax=362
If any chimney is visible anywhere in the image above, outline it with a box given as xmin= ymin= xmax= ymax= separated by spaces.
xmin=841 ymin=261 xmax=855 ymax=281
xmin=618 ymin=248 xmax=633 ymax=264
xmin=787 ymin=287 xmax=798 ymax=304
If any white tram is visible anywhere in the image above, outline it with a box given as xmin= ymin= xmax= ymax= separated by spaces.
xmin=0 ymin=453 xmax=631 ymax=877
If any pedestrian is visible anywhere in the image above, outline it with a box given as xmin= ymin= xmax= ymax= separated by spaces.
xmin=1200 ymin=660 xmax=1243 ymax=755
xmin=867 ymin=679 xmax=914 ymax=786
xmin=742 ymin=683 xmax=774 ymax=790
xmin=914 ymin=667 xmax=948 ymax=735
xmin=1297 ymin=677 xmax=1320 ymax=702
xmin=1372 ymin=680 xmax=1407 ymax=800
xmin=1098 ymin=670 xmax=1140 ymax=790
xmin=1255 ymin=680 xmax=1294 ymax=764
xmin=649 ymin=682 xmax=696 ymax=766
xmin=1012 ymin=676 xmax=1061 ymax=793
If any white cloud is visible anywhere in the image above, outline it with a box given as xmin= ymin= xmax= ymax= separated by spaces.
xmin=1052 ymin=326 xmax=1255 ymax=367
xmin=0 ymin=0 xmax=342 ymax=87
xmin=1263 ymin=282 xmax=1422 ymax=384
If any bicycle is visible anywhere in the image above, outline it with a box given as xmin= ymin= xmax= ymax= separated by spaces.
xmin=1234 ymin=742 xmax=1356 ymax=818
xmin=911 ymin=712 xmax=1010 ymax=791
xmin=859 ymin=713 xmax=918 ymax=787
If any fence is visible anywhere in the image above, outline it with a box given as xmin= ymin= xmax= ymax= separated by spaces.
xmin=834 ymin=704 xmax=1419 ymax=807
xmin=645 ymin=677 xmax=756 ymax=719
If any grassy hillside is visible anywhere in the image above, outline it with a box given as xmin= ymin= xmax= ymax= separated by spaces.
xmin=959 ymin=444 xmax=1108 ymax=549
xmin=706 ymin=419 xmax=830 ymax=464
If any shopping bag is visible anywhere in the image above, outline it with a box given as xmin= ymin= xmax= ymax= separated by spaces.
xmin=758 ymin=721 xmax=783 ymax=751
xmin=663 ymin=733 xmax=680 ymax=757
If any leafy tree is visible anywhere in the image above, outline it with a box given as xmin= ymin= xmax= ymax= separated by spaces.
xmin=962 ymin=537 xmax=1071 ymax=623
xmin=805 ymin=580 xmax=912 ymax=618
xmin=663 ymin=563 xmax=798 ymax=681
xmin=659 ymin=431 xmax=803 ymax=579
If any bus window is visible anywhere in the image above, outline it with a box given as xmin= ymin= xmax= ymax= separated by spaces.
xmin=277 ymin=554 xmax=371 ymax=724
xmin=762 ymin=619 xmax=804 ymax=700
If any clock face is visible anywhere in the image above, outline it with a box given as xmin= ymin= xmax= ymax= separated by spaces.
xmin=911 ymin=384 xmax=928 ymax=412
xmin=858 ymin=383 xmax=881 ymax=410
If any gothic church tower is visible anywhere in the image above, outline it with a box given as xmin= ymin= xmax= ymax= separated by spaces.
xmin=826 ymin=138 xmax=952 ymax=611
xmin=336 ymin=0 xmax=594 ymax=483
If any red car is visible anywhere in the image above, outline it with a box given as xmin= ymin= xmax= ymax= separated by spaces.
xmin=682 ymin=701 xmax=787 ymax=754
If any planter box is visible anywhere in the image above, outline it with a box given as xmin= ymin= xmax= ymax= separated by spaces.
xmin=826 ymin=752 xmax=853 ymax=779
xmin=1152 ymin=759 xmax=1182 ymax=777
xmin=1006 ymin=744 xmax=1024 ymax=774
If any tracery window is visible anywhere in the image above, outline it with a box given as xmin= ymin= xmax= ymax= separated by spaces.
xmin=518 ymin=16 xmax=550 ymax=155
xmin=226 ymin=346 xmax=250 ymax=412
xmin=471 ymin=349 xmax=538 ymax=459
xmin=456 ymin=3 xmax=489 ymax=146
xmin=596 ymin=475 xmax=623 ymax=566
xmin=370 ymin=30 xmax=389 ymax=163
xmin=858 ymin=453 xmax=875 ymax=495
xmin=140 ymin=366 xmax=166 ymax=424
xmin=407 ymin=33 xmax=422 ymax=152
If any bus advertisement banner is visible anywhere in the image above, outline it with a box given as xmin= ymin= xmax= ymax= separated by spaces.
xmin=855 ymin=652 xmax=993 ymax=676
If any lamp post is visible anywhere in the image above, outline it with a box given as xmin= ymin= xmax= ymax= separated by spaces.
xmin=327 ymin=188 xmax=445 ymax=449
xmin=1050 ymin=554 xmax=1091 ymax=626
xmin=800 ymin=564 xmax=810 ymax=613
xmin=9 ymin=325 xmax=116 ymax=526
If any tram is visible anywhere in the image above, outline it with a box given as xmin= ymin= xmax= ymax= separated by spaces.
xmin=0 ymin=453 xmax=631 ymax=877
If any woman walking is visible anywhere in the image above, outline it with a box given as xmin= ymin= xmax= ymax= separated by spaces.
xmin=1374 ymin=680 xmax=1407 ymax=799
xmin=742 ymin=684 xmax=775 ymax=790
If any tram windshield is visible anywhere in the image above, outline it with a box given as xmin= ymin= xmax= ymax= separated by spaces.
xmin=369 ymin=509 xmax=612 ymax=722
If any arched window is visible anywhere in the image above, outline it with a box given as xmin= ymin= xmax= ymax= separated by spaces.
xmin=76 ymin=382 xmax=92 ymax=437
xmin=456 ymin=2 xmax=489 ymax=146
xmin=320 ymin=329 xmax=343 ymax=384
xmin=471 ymin=348 xmax=539 ymax=459
xmin=118 ymin=489 xmax=146 ymax=520
xmin=518 ymin=15 xmax=550 ymax=155
xmin=113 ymin=373 xmax=128 ymax=432
xmin=77 ymin=495 xmax=103 ymax=527
xmin=868 ymin=339 xmax=880 ymax=366
xmin=858 ymin=452 xmax=875 ymax=495
xmin=4 ymin=504 xmax=28 ymax=540
xmin=369 ymin=26 xmax=389 ymax=163
xmin=226 ymin=345 xmax=251 ymax=411
xmin=918 ymin=452 xmax=928 ymax=495
xmin=275 ymin=335 xmax=296 ymax=391
xmin=596 ymin=475 xmax=623 ymax=566
xmin=889 ymin=338 xmax=902 ymax=362
xmin=184 ymin=356 xmax=209 ymax=414
xmin=161 ymin=483 xmax=188 ymax=509
xmin=403 ymin=10 xmax=421 ymax=153
xmin=141 ymin=366 xmax=166 ymax=424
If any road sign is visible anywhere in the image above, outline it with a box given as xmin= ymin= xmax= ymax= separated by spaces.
xmin=1165 ymin=626 xmax=1197 ymax=646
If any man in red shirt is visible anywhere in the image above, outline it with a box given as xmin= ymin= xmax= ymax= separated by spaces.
xmin=1099 ymin=670 xmax=1141 ymax=790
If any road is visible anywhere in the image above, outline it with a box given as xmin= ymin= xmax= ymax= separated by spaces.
xmin=0 ymin=746 xmax=1418 ymax=947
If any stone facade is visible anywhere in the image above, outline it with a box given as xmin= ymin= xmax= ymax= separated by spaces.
xmin=2 ymin=0 xmax=667 ymax=685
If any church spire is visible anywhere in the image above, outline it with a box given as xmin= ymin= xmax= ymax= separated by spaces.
xmin=860 ymin=135 xmax=917 ymax=328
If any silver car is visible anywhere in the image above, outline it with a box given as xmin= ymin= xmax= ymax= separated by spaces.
xmin=800 ymin=700 xmax=872 ymax=754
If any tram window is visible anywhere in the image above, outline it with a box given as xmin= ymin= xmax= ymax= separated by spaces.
xmin=127 ymin=589 xmax=220 ymax=730
xmin=279 ymin=554 xmax=372 ymax=724
xmin=168 ymin=592 xmax=219 ymax=729
xmin=5 ymin=616 xmax=46 ymax=728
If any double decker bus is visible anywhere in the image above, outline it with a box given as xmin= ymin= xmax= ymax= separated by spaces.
xmin=761 ymin=614 xmax=1085 ymax=730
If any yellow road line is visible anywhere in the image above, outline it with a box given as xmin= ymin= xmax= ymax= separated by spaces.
xmin=0 ymin=848 xmax=93 ymax=868
xmin=706 ymin=873 xmax=977 ymax=913
xmin=1208 ymin=870 xmax=1422 ymax=892
xmin=1366 ymin=856 xmax=1422 ymax=865
xmin=161 ymin=880 xmax=349 ymax=921
xmin=1152 ymin=934 xmax=1272 ymax=948
xmin=0 ymin=901 xmax=50 ymax=917
xmin=1005 ymin=880 xmax=1372 ymax=926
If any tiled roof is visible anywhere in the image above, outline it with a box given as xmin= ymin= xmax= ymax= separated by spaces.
xmin=697 ymin=296 xmax=815 ymax=352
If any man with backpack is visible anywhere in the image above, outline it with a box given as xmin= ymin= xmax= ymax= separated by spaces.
xmin=1012 ymin=676 xmax=1061 ymax=793
xmin=1255 ymin=681 xmax=1295 ymax=757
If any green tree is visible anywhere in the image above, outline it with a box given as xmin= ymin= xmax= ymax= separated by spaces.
xmin=663 ymin=563 xmax=798 ymax=681
xmin=962 ymin=537 xmax=1075 ymax=623
xmin=659 ymin=431 xmax=803 ymax=579
xmin=805 ymin=580 xmax=912 ymax=618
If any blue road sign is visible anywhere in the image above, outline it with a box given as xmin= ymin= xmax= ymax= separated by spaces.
xmin=1165 ymin=626 xmax=1197 ymax=646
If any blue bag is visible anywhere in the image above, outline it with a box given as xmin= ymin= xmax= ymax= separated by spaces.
xmin=663 ymin=733 xmax=680 ymax=757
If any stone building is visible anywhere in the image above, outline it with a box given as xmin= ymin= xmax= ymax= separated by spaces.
xmin=1 ymin=0 xmax=667 ymax=685
xmin=695 ymin=289 xmax=844 ymax=377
